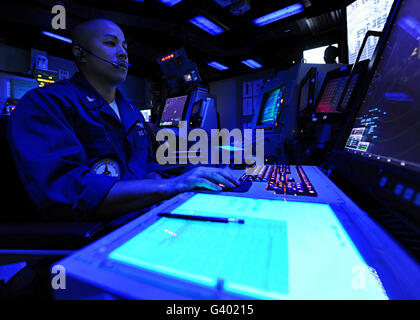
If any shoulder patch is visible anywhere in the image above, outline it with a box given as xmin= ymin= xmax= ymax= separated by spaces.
xmin=91 ymin=158 xmax=121 ymax=178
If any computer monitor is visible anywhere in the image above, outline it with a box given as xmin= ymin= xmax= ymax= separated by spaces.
xmin=256 ymin=85 xmax=286 ymax=126
xmin=315 ymin=67 xmax=351 ymax=114
xmin=333 ymin=0 xmax=420 ymax=232
xmin=299 ymin=81 xmax=309 ymax=112
xmin=159 ymin=95 xmax=188 ymax=127
xmin=344 ymin=2 xmax=420 ymax=173
xmin=10 ymin=78 xmax=38 ymax=99
xmin=298 ymin=68 xmax=317 ymax=113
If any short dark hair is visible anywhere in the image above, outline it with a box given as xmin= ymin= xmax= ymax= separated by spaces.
xmin=324 ymin=46 xmax=339 ymax=63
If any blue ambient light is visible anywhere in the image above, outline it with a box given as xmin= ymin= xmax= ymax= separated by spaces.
xmin=189 ymin=15 xmax=225 ymax=35
xmin=41 ymin=31 xmax=72 ymax=44
xmin=241 ymin=59 xmax=263 ymax=69
xmin=207 ymin=61 xmax=229 ymax=70
xmin=253 ymin=3 xmax=304 ymax=27
xmin=159 ymin=0 xmax=183 ymax=6
xmin=385 ymin=92 xmax=415 ymax=102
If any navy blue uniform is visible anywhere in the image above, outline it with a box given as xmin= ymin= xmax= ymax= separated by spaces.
xmin=7 ymin=72 xmax=161 ymax=220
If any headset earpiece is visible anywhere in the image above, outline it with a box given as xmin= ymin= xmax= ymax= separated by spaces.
xmin=74 ymin=45 xmax=86 ymax=62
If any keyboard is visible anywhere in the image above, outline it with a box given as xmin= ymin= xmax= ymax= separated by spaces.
xmin=239 ymin=164 xmax=318 ymax=197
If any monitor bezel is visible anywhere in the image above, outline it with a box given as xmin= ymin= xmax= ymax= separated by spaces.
xmin=159 ymin=94 xmax=190 ymax=128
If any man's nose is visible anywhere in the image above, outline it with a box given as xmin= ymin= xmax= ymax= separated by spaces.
xmin=117 ymin=45 xmax=128 ymax=60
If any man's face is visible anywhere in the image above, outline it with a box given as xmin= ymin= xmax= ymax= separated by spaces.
xmin=83 ymin=21 xmax=129 ymax=84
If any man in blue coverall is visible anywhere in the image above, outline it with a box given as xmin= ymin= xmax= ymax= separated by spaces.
xmin=7 ymin=19 xmax=239 ymax=221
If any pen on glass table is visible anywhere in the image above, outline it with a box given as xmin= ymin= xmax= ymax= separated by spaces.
xmin=158 ymin=213 xmax=245 ymax=224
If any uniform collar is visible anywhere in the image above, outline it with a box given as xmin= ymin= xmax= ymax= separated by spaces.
xmin=116 ymin=91 xmax=141 ymax=134
xmin=70 ymin=72 xmax=140 ymax=132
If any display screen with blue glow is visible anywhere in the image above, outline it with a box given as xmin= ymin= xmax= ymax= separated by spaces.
xmin=257 ymin=85 xmax=285 ymax=126
xmin=11 ymin=79 xmax=39 ymax=99
xmin=109 ymin=193 xmax=388 ymax=299
xmin=159 ymin=95 xmax=188 ymax=127
xmin=345 ymin=0 xmax=420 ymax=173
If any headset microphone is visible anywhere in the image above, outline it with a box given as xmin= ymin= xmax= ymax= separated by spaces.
xmin=77 ymin=44 xmax=130 ymax=69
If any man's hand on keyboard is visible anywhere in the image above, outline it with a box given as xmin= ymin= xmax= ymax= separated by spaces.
xmin=172 ymin=166 xmax=240 ymax=192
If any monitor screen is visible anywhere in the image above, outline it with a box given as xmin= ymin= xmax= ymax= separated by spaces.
xmin=315 ymin=75 xmax=349 ymax=113
xmin=344 ymin=0 xmax=420 ymax=173
xmin=347 ymin=0 xmax=394 ymax=65
xmin=159 ymin=95 xmax=188 ymax=127
xmin=257 ymin=86 xmax=285 ymax=126
xmin=11 ymin=78 xmax=38 ymax=99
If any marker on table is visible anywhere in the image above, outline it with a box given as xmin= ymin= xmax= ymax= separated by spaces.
xmin=158 ymin=213 xmax=245 ymax=224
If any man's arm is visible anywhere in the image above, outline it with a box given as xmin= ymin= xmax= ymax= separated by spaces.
xmin=8 ymin=87 xmax=239 ymax=221
xmin=7 ymin=88 xmax=120 ymax=220
xmin=144 ymin=171 xmax=164 ymax=179
xmin=96 ymin=166 xmax=240 ymax=219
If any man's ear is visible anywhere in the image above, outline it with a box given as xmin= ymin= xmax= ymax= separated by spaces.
xmin=72 ymin=45 xmax=86 ymax=63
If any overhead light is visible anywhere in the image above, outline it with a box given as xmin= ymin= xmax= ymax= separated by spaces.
xmin=189 ymin=15 xmax=225 ymax=36
xmin=213 ymin=0 xmax=234 ymax=8
xmin=158 ymin=0 xmax=183 ymax=6
xmin=207 ymin=61 xmax=229 ymax=70
xmin=253 ymin=3 xmax=304 ymax=27
xmin=41 ymin=31 xmax=72 ymax=44
xmin=241 ymin=59 xmax=263 ymax=69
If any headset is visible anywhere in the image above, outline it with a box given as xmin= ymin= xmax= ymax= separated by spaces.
xmin=75 ymin=44 xmax=131 ymax=69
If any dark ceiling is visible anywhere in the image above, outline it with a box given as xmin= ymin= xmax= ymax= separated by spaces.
xmin=0 ymin=0 xmax=353 ymax=83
